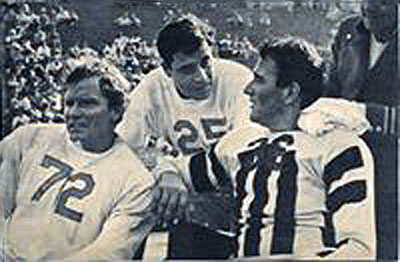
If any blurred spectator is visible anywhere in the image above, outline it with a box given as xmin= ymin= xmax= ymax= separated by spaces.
xmin=226 ymin=11 xmax=244 ymax=27
xmin=114 ymin=11 xmax=142 ymax=28
xmin=326 ymin=0 xmax=398 ymax=259
xmin=3 ymin=3 xmax=347 ymax=137
xmin=217 ymin=35 xmax=259 ymax=68
xmin=102 ymin=34 xmax=160 ymax=90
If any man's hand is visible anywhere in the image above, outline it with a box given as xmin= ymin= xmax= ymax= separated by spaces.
xmin=366 ymin=103 xmax=400 ymax=136
xmin=153 ymin=171 xmax=237 ymax=234
xmin=185 ymin=190 xmax=237 ymax=235
xmin=154 ymin=171 xmax=189 ymax=224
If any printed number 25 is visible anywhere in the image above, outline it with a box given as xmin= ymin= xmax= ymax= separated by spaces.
xmin=31 ymin=155 xmax=95 ymax=223
xmin=174 ymin=117 xmax=227 ymax=155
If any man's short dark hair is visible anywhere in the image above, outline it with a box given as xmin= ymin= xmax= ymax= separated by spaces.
xmin=65 ymin=65 xmax=128 ymax=124
xmin=156 ymin=17 xmax=206 ymax=69
xmin=259 ymin=36 xmax=324 ymax=109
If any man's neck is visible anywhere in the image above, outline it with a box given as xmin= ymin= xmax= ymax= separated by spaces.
xmin=80 ymin=134 xmax=115 ymax=153
xmin=264 ymin=107 xmax=300 ymax=132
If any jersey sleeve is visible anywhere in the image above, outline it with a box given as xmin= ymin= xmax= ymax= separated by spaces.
xmin=0 ymin=131 xmax=20 ymax=242
xmin=0 ymin=129 xmax=21 ymax=219
xmin=117 ymin=73 xmax=162 ymax=169
xmin=320 ymin=131 xmax=376 ymax=259
xmin=0 ymin=125 xmax=39 ymax=240
xmin=65 ymin=168 xmax=158 ymax=260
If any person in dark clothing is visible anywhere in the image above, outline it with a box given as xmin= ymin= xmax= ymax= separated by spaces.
xmin=327 ymin=0 xmax=398 ymax=259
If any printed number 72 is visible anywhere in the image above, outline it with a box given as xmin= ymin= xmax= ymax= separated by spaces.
xmin=32 ymin=155 xmax=95 ymax=223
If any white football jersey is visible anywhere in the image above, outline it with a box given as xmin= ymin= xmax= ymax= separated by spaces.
xmin=211 ymin=125 xmax=376 ymax=259
xmin=117 ymin=58 xmax=254 ymax=172
xmin=0 ymin=124 xmax=156 ymax=261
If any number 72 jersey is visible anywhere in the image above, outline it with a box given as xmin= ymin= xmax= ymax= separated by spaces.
xmin=0 ymin=124 xmax=155 ymax=260
xmin=212 ymin=126 xmax=376 ymax=259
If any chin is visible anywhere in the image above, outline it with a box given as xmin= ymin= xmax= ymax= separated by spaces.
xmin=193 ymin=85 xmax=212 ymax=99
xmin=193 ymin=92 xmax=210 ymax=100
xmin=68 ymin=132 xmax=77 ymax=141
xmin=249 ymin=113 xmax=259 ymax=124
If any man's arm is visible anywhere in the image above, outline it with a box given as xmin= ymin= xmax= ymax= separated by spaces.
xmin=65 ymin=180 xmax=158 ymax=260
xmin=321 ymin=133 xmax=376 ymax=259
xmin=117 ymin=73 xmax=161 ymax=169
xmin=326 ymin=16 xmax=365 ymax=99
xmin=0 ymin=127 xmax=27 ymax=241
xmin=151 ymin=146 xmax=236 ymax=234
xmin=326 ymin=16 xmax=399 ymax=137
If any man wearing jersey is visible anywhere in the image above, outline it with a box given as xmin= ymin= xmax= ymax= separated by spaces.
xmin=0 ymin=63 xmax=157 ymax=260
xmin=204 ymin=37 xmax=376 ymax=259
xmin=118 ymin=15 xmax=254 ymax=259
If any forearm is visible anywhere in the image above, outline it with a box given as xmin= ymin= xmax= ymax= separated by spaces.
xmin=65 ymin=215 xmax=157 ymax=261
xmin=66 ymin=183 xmax=158 ymax=261
xmin=0 ymin=160 xmax=18 ymax=235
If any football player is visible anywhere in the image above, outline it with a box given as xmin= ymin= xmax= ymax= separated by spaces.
xmin=0 ymin=60 xmax=157 ymax=260
xmin=118 ymin=15 xmax=254 ymax=259
xmin=201 ymin=37 xmax=376 ymax=259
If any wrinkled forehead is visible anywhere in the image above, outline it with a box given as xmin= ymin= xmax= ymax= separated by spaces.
xmin=172 ymin=43 xmax=212 ymax=68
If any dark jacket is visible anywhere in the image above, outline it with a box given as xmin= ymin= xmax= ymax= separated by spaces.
xmin=328 ymin=16 xmax=399 ymax=106
xmin=328 ymin=16 xmax=399 ymax=260
xmin=327 ymin=16 xmax=399 ymax=136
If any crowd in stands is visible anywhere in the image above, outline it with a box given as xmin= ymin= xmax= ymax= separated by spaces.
xmin=4 ymin=3 xmax=77 ymax=127
xmin=2 ymin=1 xmax=356 ymax=130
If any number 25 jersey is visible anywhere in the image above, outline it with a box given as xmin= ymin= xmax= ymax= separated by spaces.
xmin=213 ymin=126 xmax=376 ymax=259
xmin=0 ymin=124 xmax=156 ymax=260
xmin=117 ymin=58 xmax=253 ymax=169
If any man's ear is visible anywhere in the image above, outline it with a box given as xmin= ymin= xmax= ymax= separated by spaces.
xmin=282 ymin=81 xmax=300 ymax=105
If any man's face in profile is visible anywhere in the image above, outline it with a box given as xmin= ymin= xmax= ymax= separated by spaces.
xmin=362 ymin=0 xmax=397 ymax=42
xmin=244 ymin=56 xmax=287 ymax=129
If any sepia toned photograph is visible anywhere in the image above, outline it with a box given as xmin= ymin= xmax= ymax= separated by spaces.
xmin=0 ymin=0 xmax=398 ymax=261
